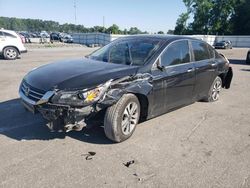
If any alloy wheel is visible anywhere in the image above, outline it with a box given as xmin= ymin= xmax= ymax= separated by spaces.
xmin=6 ymin=48 xmax=17 ymax=59
xmin=211 ymin=79 xmax=222 ymax=101
xmin=121 ymin=102 xmax=139 ymax=135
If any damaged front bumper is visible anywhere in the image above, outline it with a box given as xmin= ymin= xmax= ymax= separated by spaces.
xmin=38 ymin=103 xmax=95 ymax=132
xmin=19 ymin=89 xmax=98 ymax=132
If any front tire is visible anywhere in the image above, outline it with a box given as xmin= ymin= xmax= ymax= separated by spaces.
xmin=3 ymin=47 xmax=18 ymax=60
xmin=104 ymin=94 xmax=140 ymax=142
xmin=204 ymin=76 xmax=222 ymax=102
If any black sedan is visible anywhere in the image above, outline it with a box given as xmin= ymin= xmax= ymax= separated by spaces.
xmin=214 ymin=40 xmax=233 ymax=49
xmin=19 ymin=35 xmax=233 ymax=142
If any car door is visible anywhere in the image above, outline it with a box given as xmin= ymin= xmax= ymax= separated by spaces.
xmin=150 ymin=40 xmax=195 ymax=114
xmin=150 ymin=67 xmax=168 ymax=116
xmin=162 ymin=40 xmax=195 ymax=110
xmin=191 ymin=40 xmax=217 ymax=100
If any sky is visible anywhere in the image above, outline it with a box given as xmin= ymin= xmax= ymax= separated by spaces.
xmin=0 ymin=0 xmax=186 ymax=33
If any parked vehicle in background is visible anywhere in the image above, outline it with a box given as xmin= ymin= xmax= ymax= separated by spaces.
xmin=50 ymin=32 xmax=61 ymax=42
xmin=214 ymin=40 xmax=233 ymax=49
xmin=0 ymin=29 xmax=27 ymax=60
xmin=19 ymin=35 xmax=232 ymax=142
xmin=30 ymin=32 xmax=40 ymax=38
xmin=40 ymin=31 xmax=49 ymax=38
xmin=246 ymin=50 xmax=250 ymax=65
xmin=61 ymin=34 xmax=73 ymax=43
xmin=50 ymin=32 xmax=73 ymax=43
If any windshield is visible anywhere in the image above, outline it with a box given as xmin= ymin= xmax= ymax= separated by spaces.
xmin=88 ymin=38 xmax=162 ymax=66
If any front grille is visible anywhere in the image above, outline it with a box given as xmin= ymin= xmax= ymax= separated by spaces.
xmin=20 ymin=81 xmax=46 ymax=102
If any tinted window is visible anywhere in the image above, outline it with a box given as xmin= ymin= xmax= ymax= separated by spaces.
xmin=207 ymin=45 xmax=215 ymax=59
xmin=161 ymin=40 xmax=190 ymax=67
xmin=89 ymin=38 xmax=161 ymax=66
xmin=191 ymin=41 xmax=210 ymax=61
xmin=3 ymin=32 xmax=17 ymax=38
xmin=0 ymin=31 xmax=3 ymax=37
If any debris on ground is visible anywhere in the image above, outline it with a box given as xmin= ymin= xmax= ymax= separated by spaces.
xmin=81 ymin=151 xmax=96 ymax=160
xmin=123 ymin=160 xmax=135 ymax=168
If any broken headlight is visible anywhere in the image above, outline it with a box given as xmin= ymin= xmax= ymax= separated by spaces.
xmin=51 ymin=80 xmax=112 ymax=106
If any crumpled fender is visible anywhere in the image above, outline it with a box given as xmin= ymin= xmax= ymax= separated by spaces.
xmin=97 ymin=73 xmax=153 ymax=108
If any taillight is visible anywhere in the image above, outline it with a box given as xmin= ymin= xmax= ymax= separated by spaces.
xmin=18 ymin=34 xmax=25 ymax=43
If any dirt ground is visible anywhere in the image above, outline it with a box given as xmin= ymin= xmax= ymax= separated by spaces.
xmin=0 ymin=46 xmax=249 ymax=188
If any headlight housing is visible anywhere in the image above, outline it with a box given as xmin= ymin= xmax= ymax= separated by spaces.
xmin=51 ymin=80 xmax=112 ymax=106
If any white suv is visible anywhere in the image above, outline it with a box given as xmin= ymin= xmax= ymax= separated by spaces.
xmin=0 ymin=29 xmax=27 ymax=60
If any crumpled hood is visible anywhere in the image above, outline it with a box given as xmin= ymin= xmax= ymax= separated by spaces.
xmin=24 ymin=58 xmax=139 ymax=91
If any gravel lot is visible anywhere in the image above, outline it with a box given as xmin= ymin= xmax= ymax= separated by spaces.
xmin=0 ymin=47 xmax=249 ymax=188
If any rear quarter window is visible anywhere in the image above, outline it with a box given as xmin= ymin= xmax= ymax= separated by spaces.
xmin=207 ymin=44 xmax=215 ymax=59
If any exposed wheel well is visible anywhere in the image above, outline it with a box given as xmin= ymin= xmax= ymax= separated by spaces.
xmin=218 ymin=73 xmax=226 ymax=88
xmin=134 ymin=93 xmax=149 ymax=122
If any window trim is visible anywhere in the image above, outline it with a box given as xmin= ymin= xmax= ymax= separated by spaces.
xmin=152 ymin=39 xmax=192 ymax=70
xmin=2 ymin=31 xmax=17 ymax=38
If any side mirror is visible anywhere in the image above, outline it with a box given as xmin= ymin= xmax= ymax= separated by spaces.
xmin=156 ymin=58 xmax=165 ymax=71
xmin=157 ymin=64 xmax=165 ymax=71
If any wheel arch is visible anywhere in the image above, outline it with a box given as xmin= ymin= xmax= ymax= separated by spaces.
xmin=218 ymin=66 xmax=233 ymax=89
xmin=130 ymin=92 xmax=149 ymax=123
xmin=218 ymin=73 xmax=226 ymax=88
xmin=3 ymin=46 xmax=20 ymax=54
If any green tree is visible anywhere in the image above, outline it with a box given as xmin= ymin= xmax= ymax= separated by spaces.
xmin=107 ymin=24 xmax=120 ymax=34
xmin=175 ymin=0 xmax=237 ymax=35
xmin=209 ymin=0 xmax=236 ymax=34
xmin=0 ymin=16 xmax=149 ymax=35
xmin=174 ymin=13 xmax=189 ymax=34
xmin=167 ymin=29 xmax=174 ymax=34
xmin=231 ymin=0 xmax=250 ymax=34
xmin=128 ymin=27 xmax=147 ymax=35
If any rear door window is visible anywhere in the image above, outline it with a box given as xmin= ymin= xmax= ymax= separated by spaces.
xmin=191 ymin=41 xmax=210 ymax=61
xmin=161 ymin=40 xmax=190 ymax=67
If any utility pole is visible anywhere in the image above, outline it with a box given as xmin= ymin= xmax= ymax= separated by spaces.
xmin=102 ymin=16 xmax=106 ymax=33
xmin=74 ymin=0 xmax=77 ymax=25
xmin=103 ymin=16 xmax=105 ymax=28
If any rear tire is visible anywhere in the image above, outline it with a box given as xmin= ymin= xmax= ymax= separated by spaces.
xmin=104 ymin=94 xmax=140 ymax=143
xmin=246 ymin=51 xmax=250 ymax=65
xmin=3 ymin=47 xmax=18 ymax=60
xmin=204 ymin=76 xmax=222 ymax=102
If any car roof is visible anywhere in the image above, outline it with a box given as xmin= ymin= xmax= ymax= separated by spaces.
xmin=118 ymin=34 xmax=198 ymax=42
xmin=0 ymin=29 xmax=18 ymax=36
